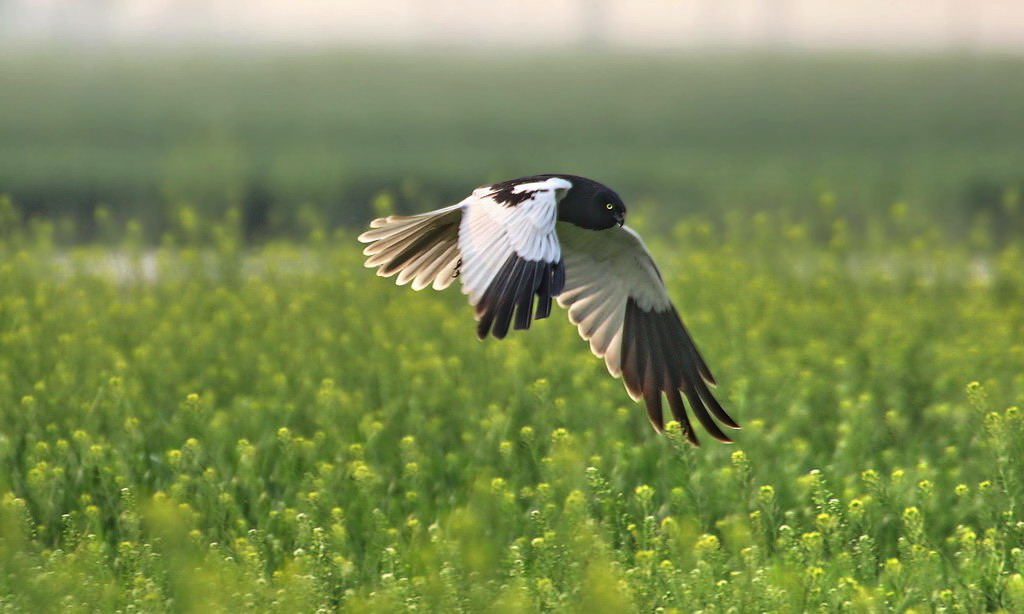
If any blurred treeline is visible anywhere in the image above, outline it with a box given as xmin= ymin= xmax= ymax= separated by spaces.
xmin=1 ymin=50 xmax=1023 ymax=243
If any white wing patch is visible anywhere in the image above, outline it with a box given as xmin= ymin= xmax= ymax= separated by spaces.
xmin=459 ymin=177 xmax=570 ymax=305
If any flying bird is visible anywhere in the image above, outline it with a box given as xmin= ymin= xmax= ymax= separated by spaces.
xmin=357 ymin=175 xmax=739 ymax=445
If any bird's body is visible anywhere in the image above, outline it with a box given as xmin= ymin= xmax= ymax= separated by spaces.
xmin=358 ymin=175 xmax=739 ymax=445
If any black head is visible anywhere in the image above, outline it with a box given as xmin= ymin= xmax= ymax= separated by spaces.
xmin=552 ymin=175 xmax=627 ymax=230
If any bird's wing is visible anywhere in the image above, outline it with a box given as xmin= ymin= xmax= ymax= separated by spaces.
xmin=358 ymin=203 xmax=464 ymax=291
xmin=556 ymin=223 xmax=739 ymax=444
xmin=458 ymin=176 xmax=571 ymax=339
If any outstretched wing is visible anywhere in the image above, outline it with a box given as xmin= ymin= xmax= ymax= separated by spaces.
xmin=557 ymin=223 xmax=739 ymax=445
xmin=358 ymin=203 xmax=464 ymax=291
xmin=458 ymin=176 xmax=570 ymax=340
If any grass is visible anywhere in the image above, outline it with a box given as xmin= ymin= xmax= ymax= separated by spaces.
xmin=2 ymin=51 xmax=1024 ymax=238
xmin=1 ymin=197 xmax=1023 ymax=611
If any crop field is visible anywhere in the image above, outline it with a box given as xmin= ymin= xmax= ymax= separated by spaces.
xmin=2 ymin=50 xmax=1024 ymax=612
xmin=1 ymin=195 xmax=1023 ymax=612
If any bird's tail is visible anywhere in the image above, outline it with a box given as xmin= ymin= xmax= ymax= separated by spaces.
xmin=357 ymin=204 xmax=463 ymax=291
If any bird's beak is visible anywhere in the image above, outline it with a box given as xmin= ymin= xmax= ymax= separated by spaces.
xmin=614 ymin=212 xmax=625 ymax=227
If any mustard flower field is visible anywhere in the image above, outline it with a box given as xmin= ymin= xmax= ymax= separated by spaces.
xmin=2 ymin=196 xmax=1023 ymax=612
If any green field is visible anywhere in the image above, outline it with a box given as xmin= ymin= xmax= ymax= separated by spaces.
xmin=2 ymin=196 xmax=1023 ymax=611
xmin=3 ymin=50 xmax=1024 ymax=611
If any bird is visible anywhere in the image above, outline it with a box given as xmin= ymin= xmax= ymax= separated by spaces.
xmin=357 ymin=174 xmax=739 ymax=445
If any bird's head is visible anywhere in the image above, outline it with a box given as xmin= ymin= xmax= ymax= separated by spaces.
xmin=556 ymin=177 xmax=627 ymax=230
xmin=601 ymin=191 xmax=627 ymax=228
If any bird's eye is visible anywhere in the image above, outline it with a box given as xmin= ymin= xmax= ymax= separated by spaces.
xmin=605 ymin=203 xmax=613 ymax=210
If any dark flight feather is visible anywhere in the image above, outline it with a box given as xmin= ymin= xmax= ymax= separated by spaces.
xmin=622 ymin=298 xmax=736 ymax=444
xmin=667 ymin=390 xmax=699 ymax=445
xmin=476 ymin=254 xmax=565 ymax=340
xmin=535 ymin=262 xmax=554 ymax=319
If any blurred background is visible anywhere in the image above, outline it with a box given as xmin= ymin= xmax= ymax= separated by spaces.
xmin=2 ymin=0 xmax=1023 ymax=242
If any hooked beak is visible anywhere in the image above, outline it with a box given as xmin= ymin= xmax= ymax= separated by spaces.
xmin=614 ymin=212 xmax=625 ymax=227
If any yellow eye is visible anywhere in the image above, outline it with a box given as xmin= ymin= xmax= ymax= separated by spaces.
xmin=605 ymin=203 xmax=613 ymax=210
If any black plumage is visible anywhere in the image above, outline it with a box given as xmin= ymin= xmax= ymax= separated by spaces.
xmin=487 ymin=177 xmax=549 ymax=207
